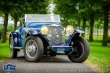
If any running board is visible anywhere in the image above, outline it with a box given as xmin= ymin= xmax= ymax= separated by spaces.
xmin=13 ymin=47 xmax=22 ymax=49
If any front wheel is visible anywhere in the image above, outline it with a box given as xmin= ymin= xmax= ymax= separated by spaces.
xmin=68 ymin=37 xmax=90 ymax=63
xmin=24 ymin=36 xmax=44 ymax=62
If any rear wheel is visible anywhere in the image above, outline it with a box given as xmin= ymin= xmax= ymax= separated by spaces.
xmin=68 ymin=37 xmax=90 ymax=63
xmin=24 ymin=36 xmax=44 ymax=62
xmin=9 ymin=36 xmax=18 ymax=58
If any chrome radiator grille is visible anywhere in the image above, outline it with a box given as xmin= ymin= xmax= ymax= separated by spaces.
xmin=47 ymin=25 xmax=64 ymax=44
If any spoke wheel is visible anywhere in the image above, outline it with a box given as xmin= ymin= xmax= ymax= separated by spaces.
xmin=24 ymin=36 xmax=44 ymax=62
xmin=26 ymin=39 xmax=38 ymax=59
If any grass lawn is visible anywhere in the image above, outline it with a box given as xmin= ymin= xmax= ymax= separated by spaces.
xmin=0 ymin=40 xmax=110 ymax=73
xmin=86 ymin=42 xmax=110 ymax=73
xmin=0 ymin=41 xmax=10 ymax=62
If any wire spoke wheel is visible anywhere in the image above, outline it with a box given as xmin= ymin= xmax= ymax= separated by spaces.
xmin=26 ymin=39 xmax=38 ymax=59
xmin=24 ymin=36 xmax=44 ymax=62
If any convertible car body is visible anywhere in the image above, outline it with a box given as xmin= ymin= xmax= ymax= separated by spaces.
xmin=9 ymin=14 xmax=90 ymax=62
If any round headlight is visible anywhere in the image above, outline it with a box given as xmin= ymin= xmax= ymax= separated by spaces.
xmin=40 ymin=26 xmax=49 ymax=35
xmin=65 ymin=25 xmax=74 ymax=35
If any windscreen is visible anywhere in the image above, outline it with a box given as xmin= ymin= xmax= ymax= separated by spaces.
xmin=25 ymin=14 xmax=60 ymax=22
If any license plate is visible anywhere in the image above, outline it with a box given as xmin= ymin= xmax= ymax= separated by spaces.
xmin=57 ymin=48 xmax=65 ymax=51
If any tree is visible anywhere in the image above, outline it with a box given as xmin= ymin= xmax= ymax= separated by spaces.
xmin=102 ymin=0 xmax=110 ymax=46
xmin=26 ymin=0 xmax=49 ymax=14
xmin=80 ymin=0 xmax=100 ymax=42
xmin=89 ymin=11 xmax=95 ymax=41
xmin=82 ymin=17 xmax=86 ymax=37
xmin=0 ymin=1 xmax=12 ymax=42
xmin=0 ymin=0 xmax=49 ymax=42
xmin=54 ymin=0 xmax=94 ymax=41
xmin=54 ymin=0 xmax=79 ymax=26
xmin=10 ymin=0 xmax=26 ymax=31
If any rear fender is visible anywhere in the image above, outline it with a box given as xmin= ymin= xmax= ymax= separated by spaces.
xmin=9 ymin=32 xmax=19 ymax=47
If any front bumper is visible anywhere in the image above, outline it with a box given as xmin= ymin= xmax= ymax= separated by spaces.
xmin=49 ymin=46 xmax=72 ymax=52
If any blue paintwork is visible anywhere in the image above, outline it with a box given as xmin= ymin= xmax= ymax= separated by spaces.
xmin=26 ymin=22 xmax=60 ymax=28
xmin=11 ymin=32 xmax=22 ymax=47
xmin=66 ymin=29 xmax=85 ymax=45
xmin=10 ymin=21 xmax=84 ymax=52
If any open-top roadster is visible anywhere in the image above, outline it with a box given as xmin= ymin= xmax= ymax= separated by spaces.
xmin=9 ymin=14 xmax=90 ymax=62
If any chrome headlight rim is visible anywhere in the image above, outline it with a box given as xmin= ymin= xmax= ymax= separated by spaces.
xmin=40 ymin=25 xmax=50 ymax=35
xmin=65 ymin=25 xmax=74 ymax=35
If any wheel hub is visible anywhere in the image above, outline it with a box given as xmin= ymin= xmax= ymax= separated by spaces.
xmin=27 ymin=45 xmax=36 ymax=52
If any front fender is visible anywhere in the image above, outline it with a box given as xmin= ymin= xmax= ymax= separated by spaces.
xmin=20 ymin=28 xmax=40 ymax=46
xmin=24 ymin=29 xmax=49 ymax=47
xmin=28 ymin=30 xmax=39 ymax=35
xmin=75 ymin=29 xmax=84 ymax=33
xmin=66 ymin=29 xmax=84 ymax=45
xmin=23 ymin=28 xmax=40 ymax=36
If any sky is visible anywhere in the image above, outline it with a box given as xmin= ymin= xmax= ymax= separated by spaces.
xmin=48 ymin=2 xmax=55 ymax=14
xmin=0 ymin=17 xmax=14 ymax=25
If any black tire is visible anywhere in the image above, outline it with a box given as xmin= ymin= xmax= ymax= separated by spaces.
xmin=9 ymin=36 xmax=18 ymax=58
xmin=68 ymin=37 xmax=90 ymax=63
xmin=24 ymin=36 xmax=44 ymax=62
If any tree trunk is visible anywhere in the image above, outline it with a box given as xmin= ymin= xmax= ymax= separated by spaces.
xmin=82 ymin=18 xmax=86 ymax=37
xmin=89 ymin=13 xmax=94 ymax=42
xmin=102 ymin=4 xmax=109 ymax=46
xmin=77 ymin=18 xmax=81 ymax=28
xmin=14 ymin=13 xmax=18 ymax=31
xmin=1 ymin=12 xmax=8 ymax=43
xmin=97 ymin=25 xmax=99 ymax=41
xmin=20 ymin=21 xmax=22 ymax=26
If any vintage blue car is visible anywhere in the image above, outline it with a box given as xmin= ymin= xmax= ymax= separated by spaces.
xmin=9 ymin=14 xmax=90 ymax=62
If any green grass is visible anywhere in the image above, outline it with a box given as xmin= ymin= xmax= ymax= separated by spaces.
xmin=0 ymin=40 xmax=110 ymax=73
xmin=87 ymin=42 xmax=110 ymax=73
xmin=0 ymin=41 xmax=10 ymax=61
